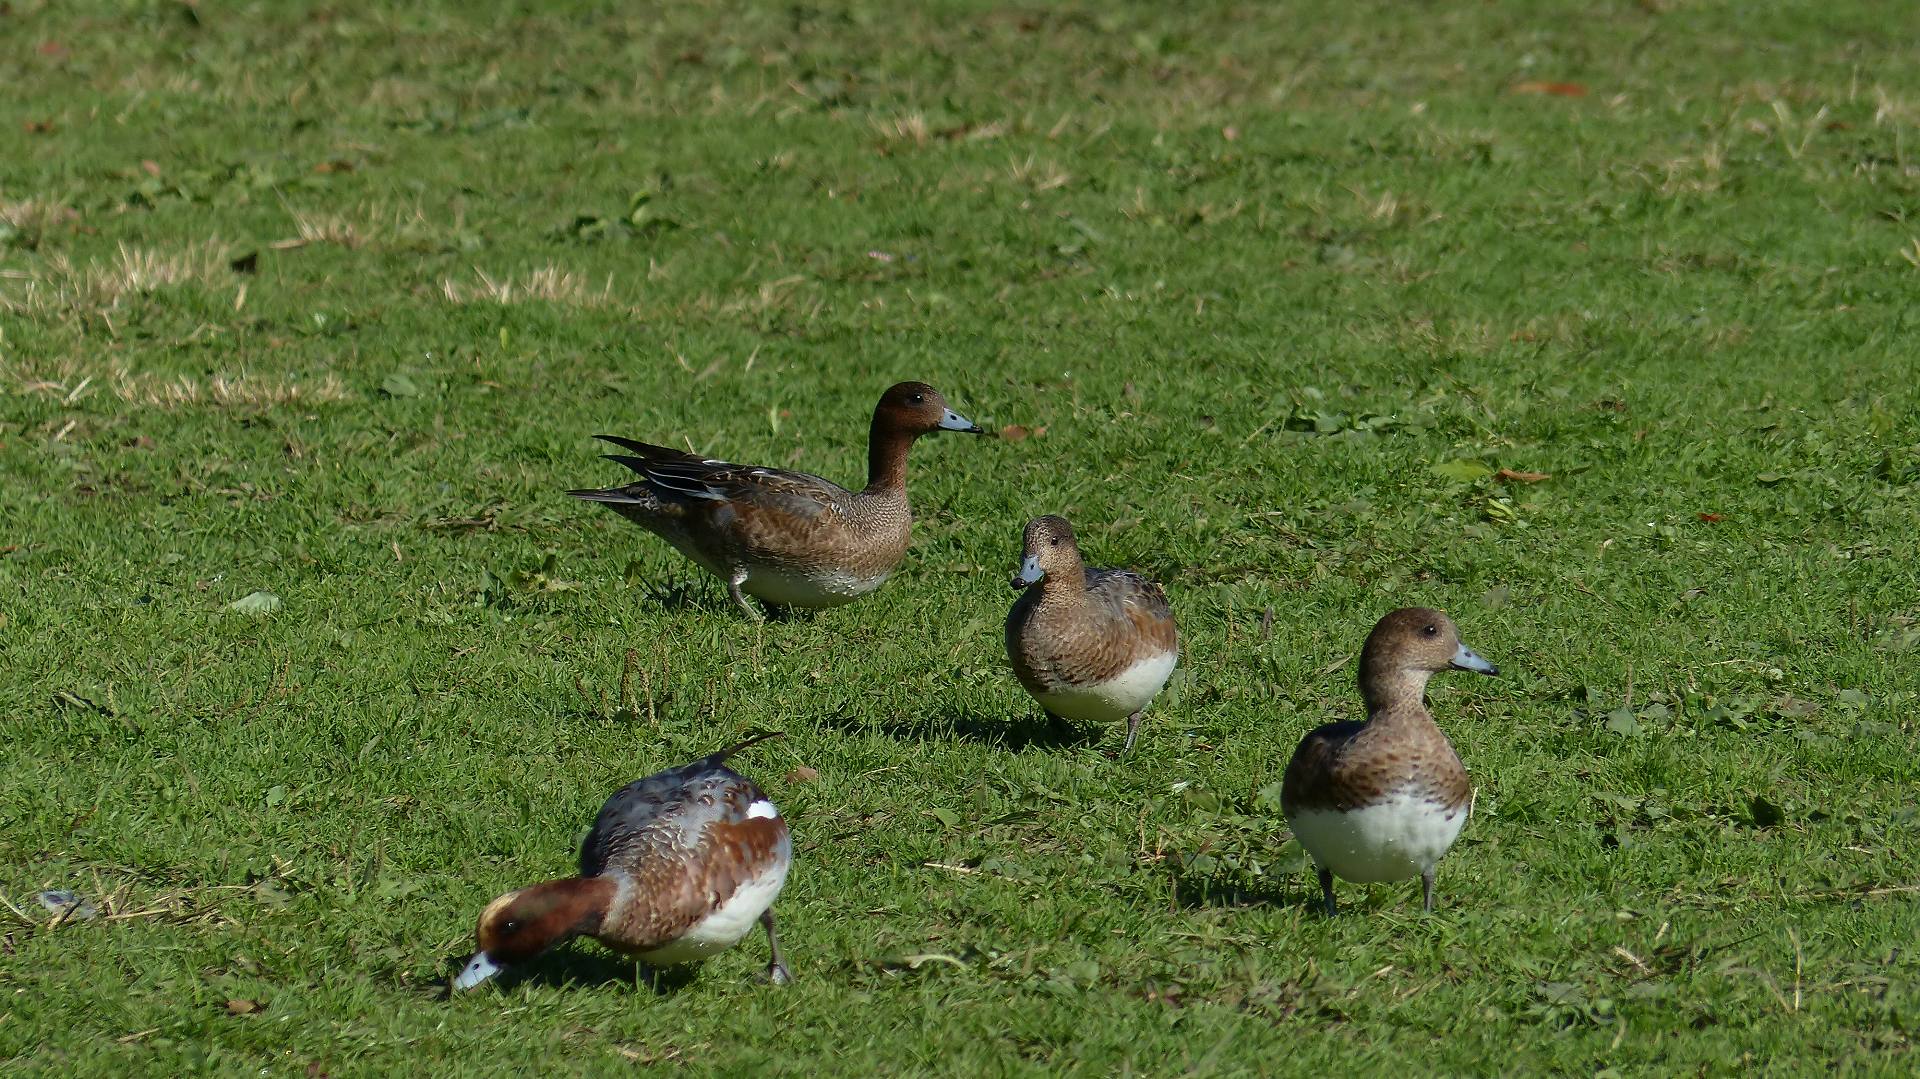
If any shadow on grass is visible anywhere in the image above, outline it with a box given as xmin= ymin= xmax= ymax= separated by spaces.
xmin=856 ymin=711 xmax=1108 ymax=753
xmin=435 ymin=949 xmax=698 ymax=998
xmin=629 ymin=576 xmax=818 ymax=622
xmin=1167 ymin=869 xmax=1301 ymax=912
xmin=630 ymin=575 xmax=728 ymax=615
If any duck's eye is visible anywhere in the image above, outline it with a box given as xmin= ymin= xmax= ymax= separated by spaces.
xmin=503 ymin=920 xmax=521 ymax=933
xmin=1421 ymin=624 xmax=1438 ymax=637
xmin=910 ymin=393 xmax=925 ymax=404
xmin=1049 ymin=537 xmax=1061 ymax=546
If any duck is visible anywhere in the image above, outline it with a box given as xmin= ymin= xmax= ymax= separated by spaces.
xmin=569 ymin=382 xmax=983 ymax=619
xmin=1005 ymin=515 xmax=1180 ymax=751
xmin=1280 ymin=608 xmax=1498 ymax=915
xmin=453 ymin=733 xmax=793 ymax=991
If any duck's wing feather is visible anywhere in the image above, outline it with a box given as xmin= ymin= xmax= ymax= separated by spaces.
xmin=570 ymin=435 xmax=849 ymax=518
xmin=1085 ymin=568 xmax=1179 ymax=650
xmin=580 ymin=761 xmax=777 ymax=879
xmin=1279 ymin=720 xmax=1370 ymax=814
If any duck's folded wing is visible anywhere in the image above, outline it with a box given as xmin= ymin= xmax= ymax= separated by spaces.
xmin=580 ymin=764 xmax=778 ymax=878
xmin=1280 ymin=721 xmax=1368 ymax=813
xmin=1088 ymin=569 xmax=1179 ymax=647
xmin=581 ymin=435 xmax=846 ymax=517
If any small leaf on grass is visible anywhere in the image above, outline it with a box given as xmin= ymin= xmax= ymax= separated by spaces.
xmin=1496 ymin=468 xmax=1550 ymax=483
xmin=1604 ymin=707 xmax=1641 ymax=737
xmin=784 ymin=765 xmax=819 ymax=784
xmin=225 ymin=999 xmax=265 ymax=1016
xmin=1749 ymin=795 xmax=1785 ymax=828
xmin=999 ymin=424 xmax=1032 ymax=442
xmin=1697 ymin=512 xmax=1724 ymax=523
xmin=1431 ymin=459 xmax=1493 ymax=482
xmin=926 ymin=807 xmax=961 ymax=829
xmin=1755 ymin=472 xmax=1785 ymax=486
xmin=380 ymin=373 xmax=421 ymax=398
xmin=226 ymin=591 xmax=281 ymax=615
xmin=1771 ymin=694 xmax=1820 ymax=720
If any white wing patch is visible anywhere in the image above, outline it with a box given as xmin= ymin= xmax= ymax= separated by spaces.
xmin=746 ymin=799 xmax=779 ymax=820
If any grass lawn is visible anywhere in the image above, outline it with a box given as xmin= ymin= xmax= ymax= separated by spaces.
xmin=5 ymin=0 xmax=1920 ymax=1073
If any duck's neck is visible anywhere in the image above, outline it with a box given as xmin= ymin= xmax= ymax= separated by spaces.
xmin=1361 ymin=667 xmax=1434 ymax=723
xmin=523 ymin=877 xmax=616 ymax=942
xmin=864 ymin=421 xmax=916 ymax=495
xmin=1035 ymin=561 xmax=1088 ymax=609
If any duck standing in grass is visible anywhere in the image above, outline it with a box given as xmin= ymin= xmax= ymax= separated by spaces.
xmin=1281 ymin=608 xmax=1498 ymax=915
xmin=569 ymin=382 xmax=983 ymax=619
xmin=1004 ymin=515 xmax=1179 ymax=752
xmin=454 ymin=733 xmax=793 ymax=991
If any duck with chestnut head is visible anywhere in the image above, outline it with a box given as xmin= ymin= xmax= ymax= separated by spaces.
xmin=453 ymin=733 xmax=794 ymax=992
xmin=570 ymin=382 xmax=983 ymax=619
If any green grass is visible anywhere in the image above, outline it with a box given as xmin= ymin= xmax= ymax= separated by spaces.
xmin=5 ymin=0 xmax=1920 ymax=1073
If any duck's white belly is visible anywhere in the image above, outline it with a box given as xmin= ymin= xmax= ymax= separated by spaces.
xmin=1287 ymin=790 xmax=1469 ymax=883
xmin=635 ymin=861 xmax=791 ymax=967
xmin=742 ymin=565 xmax=888 ymax=607
xmin=1035 ymin=650 xmax=1177 ymax=723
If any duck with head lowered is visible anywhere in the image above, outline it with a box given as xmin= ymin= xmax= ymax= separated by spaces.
xmin=570 ymin=382 xmax=983 ymax=619
xmin=1280 ymin=608 xmax=1498 ymax=916
xmin=453 ymin=733 xmax=794 ymax=992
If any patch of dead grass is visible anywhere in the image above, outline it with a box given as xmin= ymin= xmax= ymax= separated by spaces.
xmin=0 ymin=239 xmax=234 ymax=320
xmin=439 ymin=264 xmax=614 ymax=306
xmin=4 ymin=355 xmax=352 ymax=411
xmin=282 ymin=210 xmax=365 ymax=250
xmin=0 ymin=195 xmax=82 ymax=250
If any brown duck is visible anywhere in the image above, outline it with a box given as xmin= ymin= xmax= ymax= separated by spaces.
xmin=454 ymin=734 xmax=793 ymax=990
xmin=1281 ymin=608 xmax=1498 ymax=915
xmin=1004 ymin=515 xmax=1179 ymax=751
xmin=569 ymin=382 xmax=983 ymax=618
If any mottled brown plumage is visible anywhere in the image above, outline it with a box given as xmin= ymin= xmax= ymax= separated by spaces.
xmin=569 ymin=382 xmax=983 ymax=618
xmin=455 ymin=734 xmax=795 ymax=990
xmin=1280 ymin=608 xmax=1498 ymax=915
xmin=1005 ymin=515 xmax=1179 ymax=751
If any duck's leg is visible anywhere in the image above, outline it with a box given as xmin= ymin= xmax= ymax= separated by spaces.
xmin=759 ymin=909 xmax=792 ymax=985
xmin=1318 ymin=867 xmax=1338 ymax=917
xmin=727 ymin=570 xmax=762 ymax=621
xmin=1421 ymin=868 xmax=1436 ymax=913
xmin=1122 ymin=710 xmax=1145 ymax=753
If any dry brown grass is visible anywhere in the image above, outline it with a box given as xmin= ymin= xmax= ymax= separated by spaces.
xmin=0 ymin=239 xmax=235 ymax=320
xmin=282 ymin=209 xmax=366 ymax=250
xmin=0 ymin=195 xmax=82 ymax=250
xmin=438 ymin=264 xmax=615 ymax=306
xmin=4 ymin=354 xmax=352 ymax=411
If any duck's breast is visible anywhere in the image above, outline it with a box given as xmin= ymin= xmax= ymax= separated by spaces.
xmin=1287 ymin=787 xmax=1469 ymax=883
xmin=1032 ymin=649 xmax=1178 ymax=722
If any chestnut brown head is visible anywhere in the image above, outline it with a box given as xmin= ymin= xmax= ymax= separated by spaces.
xmin=873 ymin=382 xmax=981 ymax=438
xmin=452 ymin=880 xmax=610 ymax=991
